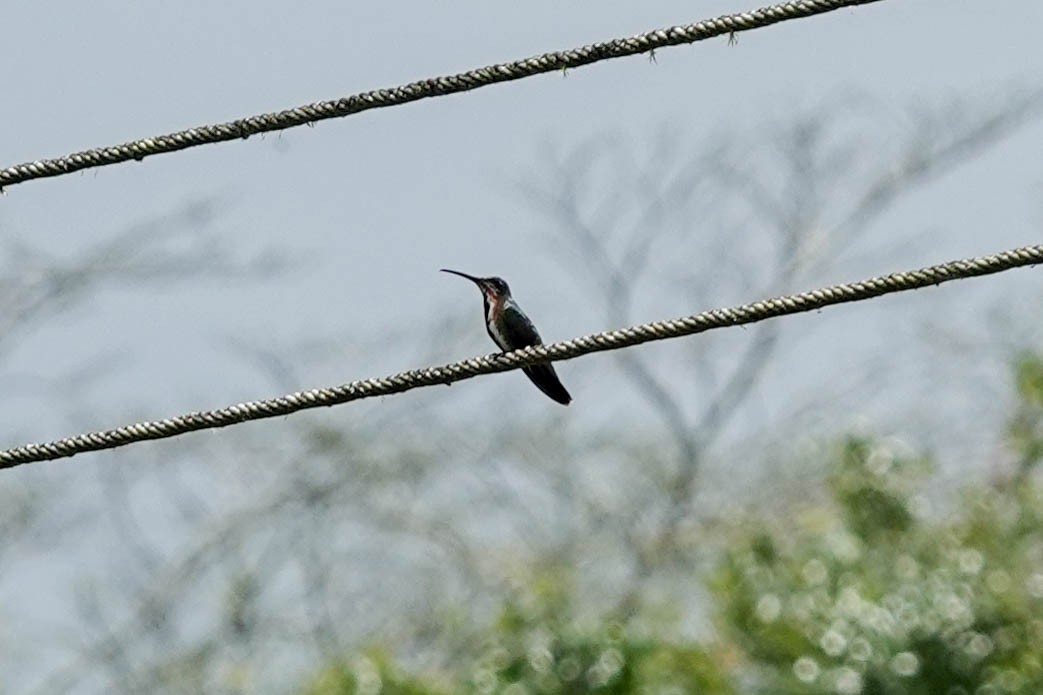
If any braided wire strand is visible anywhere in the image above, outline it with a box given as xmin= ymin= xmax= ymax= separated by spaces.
xmin=0 ymin=0 xmax=884 ymax=190
xmin=1 ymin=243 xmax=1039 ymax=469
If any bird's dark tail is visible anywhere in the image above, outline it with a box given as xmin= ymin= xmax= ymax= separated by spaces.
xmin=522 ymin=363 xmax=572 ymax=405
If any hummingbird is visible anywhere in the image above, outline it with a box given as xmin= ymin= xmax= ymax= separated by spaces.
xmin=441 ymin=269 xmax=572 ymax=405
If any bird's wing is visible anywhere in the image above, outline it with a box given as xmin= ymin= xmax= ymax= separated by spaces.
xmin=499 ymin=304 xmax=544 ymax=347
xmin=501 ymin=305 xmax=571 ymax=405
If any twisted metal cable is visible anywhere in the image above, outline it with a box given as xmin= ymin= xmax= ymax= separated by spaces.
xmin=1 ymin=243 xmax=1040 ymax=469
xmin=0 ymin=0 xmax=884 ymax=191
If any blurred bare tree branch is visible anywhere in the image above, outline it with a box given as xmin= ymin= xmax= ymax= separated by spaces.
xmin=0 ymin=199 xmax=282 ymax=360
xmin=517 ymin=91 xmax=1043 ymax=617
xmin=10 ymin=92 xmax=1043 ymax=694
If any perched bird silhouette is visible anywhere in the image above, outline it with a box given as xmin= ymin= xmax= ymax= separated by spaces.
xmin=441 ymin=269 xmax=572 ymax=405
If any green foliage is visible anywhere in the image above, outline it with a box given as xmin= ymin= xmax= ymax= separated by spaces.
xmin=829 ymin=436 xmax=926 ymax=540
xmin=302 ymin=573 xmax=734 ymax=695
xmin=304 ymin=649 xmax=449 ymax=695
xmin=1008 ymin=352 xmax=1043 ymax=473
xmin=301 ymin=353 xmax=1043 ymax=694
xmin=467 ymin=574 xmax=734 ymax=694
xmin=711 ymin=427 xmax=1043 ymax=694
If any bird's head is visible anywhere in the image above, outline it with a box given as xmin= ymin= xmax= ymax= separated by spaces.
xmin=440 ymin=269 xmax=512 ymax=302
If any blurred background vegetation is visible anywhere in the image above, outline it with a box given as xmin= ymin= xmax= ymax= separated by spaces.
xmin=3 ymin=93 xmax=1042 ymax=695
xmin=302 ymin=353 xmax=1043 ymax=695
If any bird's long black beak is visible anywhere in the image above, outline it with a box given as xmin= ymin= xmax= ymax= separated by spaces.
xmin=440 ymin=268 xmax=482 ymax=286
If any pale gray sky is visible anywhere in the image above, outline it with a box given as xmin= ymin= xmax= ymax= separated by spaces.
xmin=3 ymin=1 xmax=1041 ymax=421
xmin=1 ymin=1 xmax=1042 ymax=691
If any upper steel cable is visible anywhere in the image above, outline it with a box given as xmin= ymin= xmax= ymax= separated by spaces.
xmin=0 ymin=0 xmax=884 ymax=190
